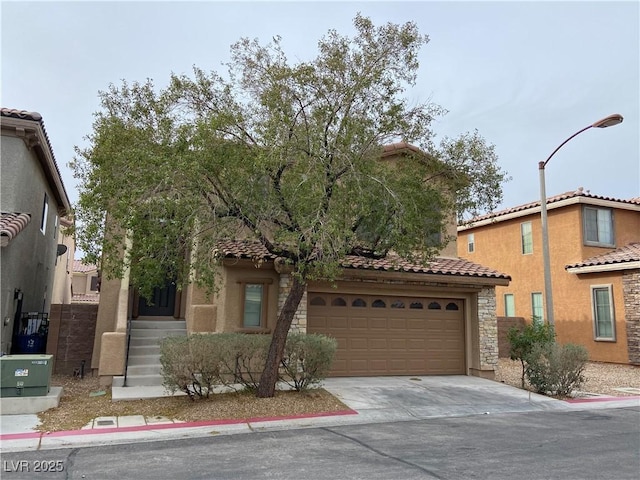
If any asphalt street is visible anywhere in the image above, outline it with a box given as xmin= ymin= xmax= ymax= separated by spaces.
xmin=1 ymin=407 xmax=639 ymax=480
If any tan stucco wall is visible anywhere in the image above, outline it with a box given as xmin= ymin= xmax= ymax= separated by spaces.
xmin=217 ymin=263 xmax=280 ymax=333
xmin=90 ymin=277 xmax=121 ymax=371
xmin=458 ymin=203 xmax=640 ymax=363
xmin=51 ymin=221 xmax=74 ymax=305
xmin=556 ymin=271 xmax=629 ymax=364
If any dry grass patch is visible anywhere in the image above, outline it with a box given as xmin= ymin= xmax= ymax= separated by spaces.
xmin=38 ymin=375 xmax=349 ymax=433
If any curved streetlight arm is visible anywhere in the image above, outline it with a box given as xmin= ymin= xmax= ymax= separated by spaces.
xmin=539 ymin=113 xmax=624 ymax=170
xmin=539 ymin=125 xmax=593 ymax=169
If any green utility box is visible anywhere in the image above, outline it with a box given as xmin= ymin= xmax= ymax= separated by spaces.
xmin=0 ymin=354 xmax=53 ymax=397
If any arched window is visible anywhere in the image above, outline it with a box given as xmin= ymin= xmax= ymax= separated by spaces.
xmin=332 ymin=297 xmax=347 ymax=307
xmin=310 ymin=296 xmax=326 ymax=306
xmin=352 ymin=298 xmax=367 ymax=307
xmin=410 ymin=302 xmax=423 ymax=309
xmin=446 ymin=302 xmax=459 ymax=311
xmin=372 ymin=299 xmax=386 ymax=308
xmin=391 ymin=300 xmax=405 ymax=309
xmin=428 ymin=302 xmax=442 ymax=310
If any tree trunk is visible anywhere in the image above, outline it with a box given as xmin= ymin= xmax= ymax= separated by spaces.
xmin=256 ymin=275 xmax=306 ymax=398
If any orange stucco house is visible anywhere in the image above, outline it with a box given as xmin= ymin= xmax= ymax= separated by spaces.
xmin=458 ymin=188 xmax=640 ymax=365
xmin=91 ymin=143 xmax=512 ymax=388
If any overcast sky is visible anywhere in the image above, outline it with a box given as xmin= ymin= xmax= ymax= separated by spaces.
xmin=2 ymin=1 xmax=639 ymax=214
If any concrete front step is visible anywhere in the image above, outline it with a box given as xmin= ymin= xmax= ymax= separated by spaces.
xmin=125 ymin=364 xmax=163 ymax=376
xmin=129 ymin=337 xmax=164 ymax=347
xmin=127 ymin=354 xmax=161 ymax=366
xmin=128 ymin=344 xmax=161 ymax=356
xmin=130 ymin=328 xmax=187 ymax=337
xmin=130 ymin=320 xmax=187 ymax=330
xmin=113 ymin=374 xmax=165 ymax=387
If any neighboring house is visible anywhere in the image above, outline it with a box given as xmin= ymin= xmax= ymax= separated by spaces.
xmin=71 ymin=260 xmax=100 ymax=303
xmin=92 ymin=143 xmax=511 ymax=386
xmin=458 ymin=188 xmax=640 ymax=365
xmin=0 ymin=108 xmax=71 ymax=355
xmin=51 ymin=216 xmax=75 ymax=305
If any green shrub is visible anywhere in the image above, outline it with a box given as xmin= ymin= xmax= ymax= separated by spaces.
xmin=507 ymin=321 xmax=556 ymax=388
xmin=525 ymin=342 xmax=589 ymax=397
xmin=159 ymin=332 xmax=337 ymax=398
xmin=216 ymin=333 xmax=270 ymax=392
xmin=280 ymin=333 xmax=338 ymax=391
xmin=160 ymin=335 xmax=222 ymax=400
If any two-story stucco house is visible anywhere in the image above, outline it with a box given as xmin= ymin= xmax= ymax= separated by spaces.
xmin=92 ymin=143 xmax=511 ymax=388
xmin=1 ymin=108 xmax=71 ymax=355
xmin=458 ymin=188 xmax=640 ymax=365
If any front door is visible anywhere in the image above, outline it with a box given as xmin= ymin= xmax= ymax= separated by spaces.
xmin=138 ymin=280 xmax=177 ymax=317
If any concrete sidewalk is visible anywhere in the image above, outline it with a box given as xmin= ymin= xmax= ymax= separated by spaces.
xmin=1 ymin=376 xmax=638 ymax=453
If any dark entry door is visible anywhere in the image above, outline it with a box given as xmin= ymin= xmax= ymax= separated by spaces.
xmin=138 ymin=280 xmax=177 ymax=317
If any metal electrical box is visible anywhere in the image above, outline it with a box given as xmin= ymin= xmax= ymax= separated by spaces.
xmin=0 ymin=354 xmax=53 ymax=397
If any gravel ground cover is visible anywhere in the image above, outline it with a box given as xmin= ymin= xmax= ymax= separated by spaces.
xmin=37 ymin=360 xmax=639 ymax=433
xmin=495 ymin=358 xmax=640 ymax=397
xmin=37 ymin=375 xmax=348 ymax=433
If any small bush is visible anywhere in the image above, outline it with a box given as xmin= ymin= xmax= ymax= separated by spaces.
xmin=525 ymin=342 xmax=589 ymax=397
xmin=216 ymin=333 xmax=270 ymax=392
xmin=160 ymin=332 xmax=337 ymax=398
xmin=160 ymin=335 xmax=222 ymax=400
xmin=507 ymin=321 xmax=556 ymax=388
xmin=280 ymin=333 xmax=338 ymax=391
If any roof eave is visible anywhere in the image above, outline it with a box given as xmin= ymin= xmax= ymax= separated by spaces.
xmin=566 ymin=261 xmax=640 ymax=274
xmin=1 ymin=115 xmax=71 ymax=215
xmin=459 ymin=195 xmax=640 ymax=231
xmin=341 ymin=266 xmax=511 ymax=286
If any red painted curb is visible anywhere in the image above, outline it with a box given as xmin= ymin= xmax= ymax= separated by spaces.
xmin=0 ymin=409 xmax=358 ymax=441
xmin=564 ymin=395 xmax=640 ymax=404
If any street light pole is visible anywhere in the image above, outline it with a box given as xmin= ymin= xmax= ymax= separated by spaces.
xmin=538 ymin=113 xmax=623 ymax=326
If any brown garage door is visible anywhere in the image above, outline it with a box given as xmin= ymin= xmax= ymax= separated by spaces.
xmin=307 ymin=293 xmax=465 ymax=376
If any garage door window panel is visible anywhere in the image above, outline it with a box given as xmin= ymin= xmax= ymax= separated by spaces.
xmin=310 ymin=296 xmax=326 ymax=306
xmin=352 ymin=298 xmax=367 ymax=307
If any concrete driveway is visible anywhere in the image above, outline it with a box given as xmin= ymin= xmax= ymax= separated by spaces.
xmin=322 ymin=375 xmax=570 ymax=424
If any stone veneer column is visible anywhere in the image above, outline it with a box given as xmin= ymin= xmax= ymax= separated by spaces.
xmin=277 ymin=273 xmax=308 ymax=334
xmin=477 ymin=287 xmax=498 ymax=372
xmin=623 ymin=270 xmax=640 ymax=365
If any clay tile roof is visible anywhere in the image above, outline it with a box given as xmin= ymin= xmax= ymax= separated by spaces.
xmin=467 ymin=188 xmax=640 ymax=223
xmin=342 ymin=254 xmax=509 ymax=279
xmin=217 ymin=240 xmax=509 ymax=280
xmin=0 ymin=108 xmax=43 ymax=122
xmin=216 ymin=240 xmax=278 ymax=260
xmin=73 ymin=260 xmax=98 ymax=273
xmin=566 ymin=243 xmax=640 ymax=270
xmin=0 ymin=212 xmax=31 ymax=247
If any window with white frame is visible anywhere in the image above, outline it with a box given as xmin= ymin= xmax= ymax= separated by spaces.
xmin=583 ymin=206 xmax=614 ymax=246
xmin=592 ymin=285 xmax=615 ymax=340
xmin=504 ymin=294 xmax=515 ymax=317
xmin=531 ymin=292 xmax=544 ymax=324
xmin=467 ymin=233 xmax=475 ymax=253
xmin=40 ymin=193 xmax=49 ymax=234
xmin=521 ymin=221 xmax=533 ymax=254
xmin=243 ymin=284 xmax=265 ymax=328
